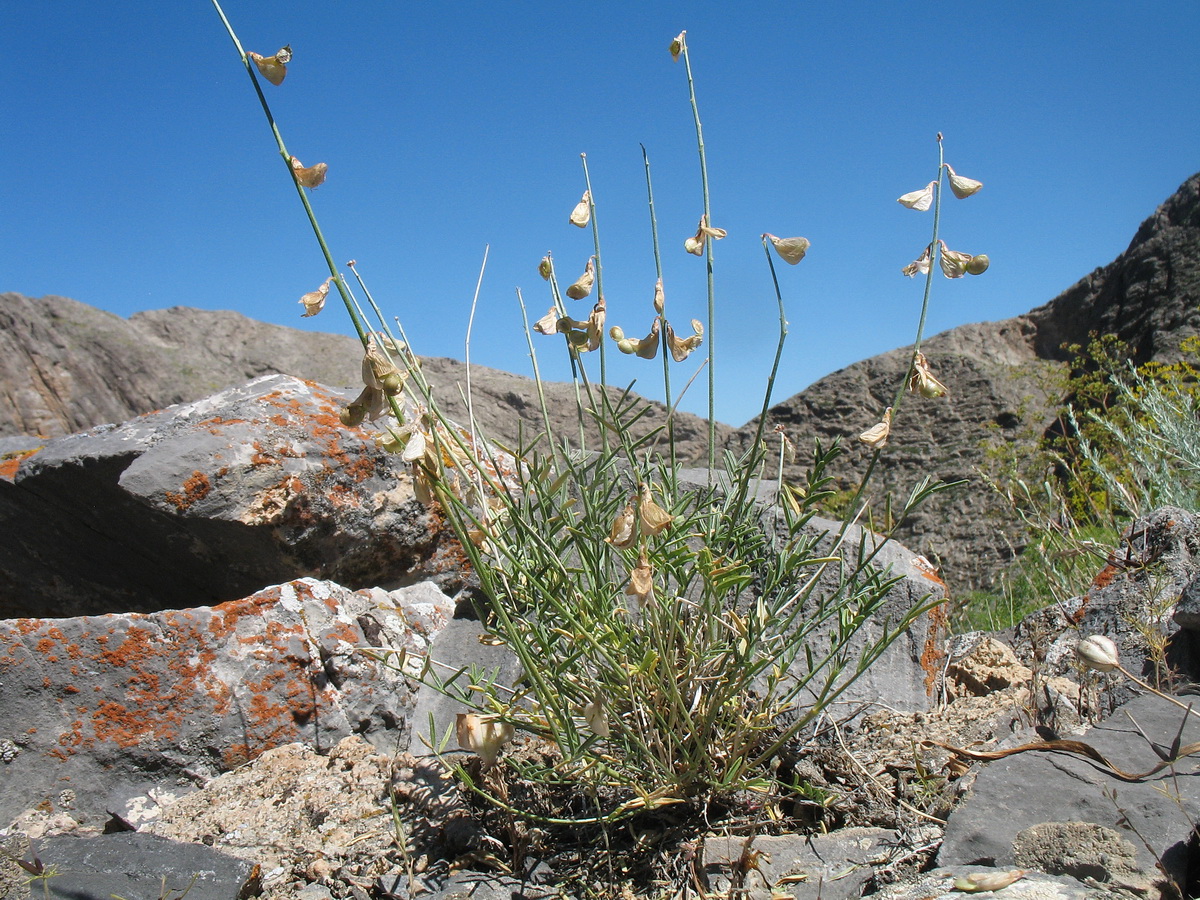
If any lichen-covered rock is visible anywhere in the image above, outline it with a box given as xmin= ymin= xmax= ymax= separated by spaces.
xmin=0 ymin=578 xmax=453 ymax=829
xmin=0 ymin=374 xmax=467 ymax=618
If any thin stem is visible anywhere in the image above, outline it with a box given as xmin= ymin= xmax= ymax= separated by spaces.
xmin=580 ymin=154 xmax=607 ymax=391
xmin=515 ymin=287 xmax=562 ymax=469
xmin=209 ymin=0 xmax=369 ymax=346
xmin=680 ymin=35 xmax=717 ymax=475
xmin=641 ymin=144 xmax=676 ymax=472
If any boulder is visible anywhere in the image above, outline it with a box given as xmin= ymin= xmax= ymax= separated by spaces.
xmin=0 ymin=578 xmax=453 ymax=830
xmin=0 ymin=374 xmax=465 ymax=619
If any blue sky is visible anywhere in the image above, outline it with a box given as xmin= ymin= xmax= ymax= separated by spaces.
xmin=5 ymin=2 xmax=1198 ymax=425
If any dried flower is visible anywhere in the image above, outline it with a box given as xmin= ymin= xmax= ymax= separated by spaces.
xmin=902 ymin=244 xmax=933 ymax=278
xmin=340 ymin=384 xmax=387 ymax=426
xmin=685 ymin=217 xmax=726 ymax=256
xmin=611 ymin=318 xmax=661 ymax=359
xmin=248 ymin=45 xmax=291 ymax=86
xmin=363 ymin=334 xmax=404 ymax=395
xmin=607 ymin=503 xmax=638 ymax=549
xmin=538 ymin=255 xmax=553 ymax=280
xmin=533 ymin=307 xmax=561 ymax=336
xmin=1077 ymin=635 xmax=1120 ymax=673
xmin=952 ymin=870 xmax=1027 ymax=893
xmin=764 ymin=234 xmax=811 ymax=265
xmin=897 ymin=180 xmax=936 ymax=211
xmin=638 ymin=483 xmax=673 ymax=536
xmin=669 ymin=31 xmax=686 ymax=61
xmin=298 ymin=277 xmax=333 ymax=317
xmin=665 ymin=319 xmax=704 ymax=362
xmin=581 ymin=695 xmax=610 ymax=738
xmin=455 ymin=713 xmax=514 ymax=766
xmin=626 ymin=546 xmax=655 ymax=605
xmin=858 ymin=407 xmax=892 ymax=449
xmin=945 ymin=164 xmax=983 ymax=199
xmin=652 ymin=278 xmax=665 ymax=315
xmin=566 ymin=259 xmax=595 ymax=300
xmin=290 ymin=156 xmax=327 ymax=189
xmin=569 ymin=191 xmax=592 ymax=228
xmin=938 ymin=240 xmax=975 ymax=279
xmin=908 ymin=351 xmax=949 ymax=398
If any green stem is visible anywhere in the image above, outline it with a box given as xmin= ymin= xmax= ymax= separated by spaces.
xmin=641 ymin=144 xmax=676 ymax=475
xmin=515 ymin=287 xmax=562 ymax=469
xmin=209 ymin=0 xmax=369 ymax=347
xmin=680 ymin=37 xmax=717 ymax=476
xmin=580 ymin=154 xmax=607 ymax=392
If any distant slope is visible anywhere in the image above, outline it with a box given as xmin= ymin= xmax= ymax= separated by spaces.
xmin=0 ymin=296 xmax=727 ymax=461
xmin=729 ymin=172 xmax=1200 ymax=592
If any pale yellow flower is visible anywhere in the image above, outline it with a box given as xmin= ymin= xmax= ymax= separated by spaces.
xmin=685 ymin=217 xmax=726 ymax=256
xmin=455 ymin=713 xmax=514 ymax=766
xmin=607 ymin=503 xmax=638 ymax=549
xmin=937 ymin=240 xmax=974 ymax=278
xmin=533 ymin=306 xmax=561 ymax=336
xmin=638 ymin=483 xmax=673 ymax=536
xmin=625 ymin=546 xmax=655 ymax=605
xmin=945 ymin=164 xmax=983 ymax=199
xmin=897 ymin=180 xmax=936 ymax=211
xmin=581 ymin=694 xmax=610 ymax=738
xmin=858 ymin=407 xmax=892 ymax=449
xmin=566 ymin=259 xmax=595 ymax=300
xmin=298 ymin=277 xmax=333 ymax=317
xmin=908 ymin=351 xmax=948 ymax=398
xmin=665 ymin=319 xmax=704 ymax=361
xmin=569 ymin=190 xmax=592 ymax=228
xmin=248 ymin=45 xmax=291 ymax=86
xmin=669 ymin=31 xmax=686 ymax=61
xmin=652 ymin=278 xmax=665 ymax=314
xmin=902 ymin=245 xmax=933 ymax=278
xmin=290 ymin=156 xmax=327 ymax=189
xmin=610 ymin=318 xmax=661 ymax=359
xmin=1077 ymin=635 xmax=1120 ymax=673
xmin=764 ymin=234 xmax=811 ymax=265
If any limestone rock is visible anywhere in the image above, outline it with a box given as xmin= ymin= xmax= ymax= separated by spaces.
xmin=0 ymin=374 xmax=463 ymax=618
xmin=0 ymin=578 xmax=453 ymax=830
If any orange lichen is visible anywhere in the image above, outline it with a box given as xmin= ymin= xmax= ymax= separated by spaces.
xmin=921 ymin=602 xmax=950 ymax=696
xmin=0 ymin=446 xmax=41 ymax=481
xmin=164 ymin=471 xmax=212 ymax=512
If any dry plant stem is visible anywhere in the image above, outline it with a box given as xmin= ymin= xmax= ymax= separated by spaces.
xmin=1117 ymin=664 xmax=1200 ymax=720
xmin=463 ymin=246 xmax=491 ymax=500
xmin=209 ymin=0 xmax=369 ymax=346
xmin=679 ymin=39 xmax=717 ymax=475
xmin=543 ymin=256 xmax=589 ymax=450
xmin=641 ymin=143 xmax=677 ymax=472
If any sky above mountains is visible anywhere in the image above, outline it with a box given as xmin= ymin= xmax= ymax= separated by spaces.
xmin=6 ymin=1 xmax=1199 ymax=425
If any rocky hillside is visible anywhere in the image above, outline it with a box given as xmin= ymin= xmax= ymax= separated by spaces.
xmin=0 ymin=296 xmax=725 ymax=462
xmin=733 ymin=171 xmax=1200 ymax=591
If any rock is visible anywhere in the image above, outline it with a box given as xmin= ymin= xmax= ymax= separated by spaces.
xmin=1015 ymin=507 xmax=1200 ymax=703
xmin=1012 ymin=822 xmax=1155 ymax=895
xmin=0 ymin=374 xmax=465 ymax=618
xmin=938 ymin=693 xmax=1200 ymax=895
xmin=702 ymin=828 xmax=897 ymax=900
xmin=0 ymin=578 xmax=453 ymax=830
xmin=0 ymin=832 xmax=257 ymax=900
xmin=870 ymin=867 xmax=1117 ymax=899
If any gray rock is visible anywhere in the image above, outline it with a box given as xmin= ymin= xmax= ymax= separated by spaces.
xmin=1 ymin=832 xmax=256 ymax=900
xmin=702 ymin=828 xmax=897 ymax=900
xmin=0 ymin=374 xmax=463 ymax=618
xmin=0 ymin=578 xmax=453 ymax=830
xmin=938 ymin=693 xmax=1200 ymax=893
